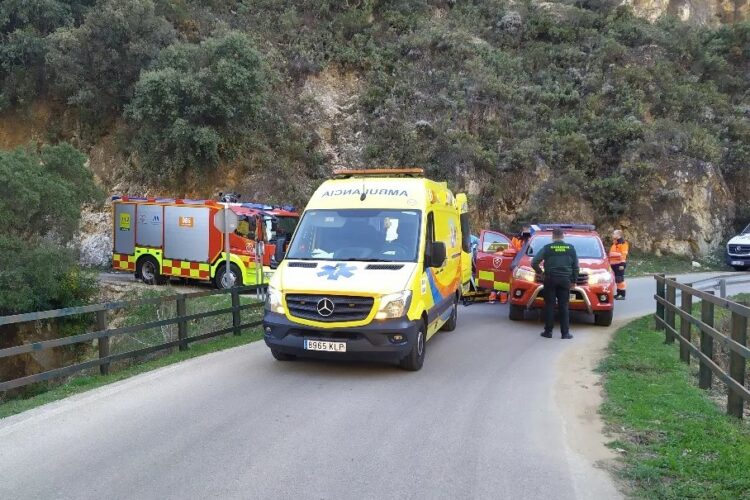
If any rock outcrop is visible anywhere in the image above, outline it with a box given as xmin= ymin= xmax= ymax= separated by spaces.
xmin=623 ymin=0 xmax=749 ymax=25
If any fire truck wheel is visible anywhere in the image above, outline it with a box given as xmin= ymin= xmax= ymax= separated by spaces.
xmin=509 ymin=304 xmax=525 ymax=321
xmin=214 ymin=263 xmax=243 ymax=289
xmin=441 ymin=295 xmax=458 ymax=332
xmin=594 ymin=310 xmax=613 ymax=327
xmin=137 ymin=256 xmax=166 ymax=285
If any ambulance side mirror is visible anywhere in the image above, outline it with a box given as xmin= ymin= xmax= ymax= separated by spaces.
xmin=272 ymin=236 xmax=287 ymax=269
xmin=502 ymin=248 xmax=517 ymax=258
xmin=609 ymin=251 xmax=622 ymax=261
xmin=428 ymin=242 xmax=446 ymax=268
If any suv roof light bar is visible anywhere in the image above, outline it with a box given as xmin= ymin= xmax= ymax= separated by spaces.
xmin=332 ymin=168 xmax=425 ymax=178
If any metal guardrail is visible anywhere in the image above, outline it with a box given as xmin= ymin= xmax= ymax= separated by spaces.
xmin=689 ymin=274 xmax=750 ymax=296
xmin=654 ymin=275 xmax=750 ymax=418
xmin=0 ymin=286 xmax=265 ymax=392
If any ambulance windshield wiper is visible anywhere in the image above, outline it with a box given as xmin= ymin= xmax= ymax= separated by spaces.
xmin=340 ymin=258 xmax=392 ymax=262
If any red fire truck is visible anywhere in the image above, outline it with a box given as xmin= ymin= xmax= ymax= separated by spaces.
xmin=111 ymin=196 xmax=299 ymax=288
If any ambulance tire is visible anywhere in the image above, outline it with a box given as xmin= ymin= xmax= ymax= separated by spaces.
xmin=214 ymin=263 xmax=243 ymax=289
xmin=400 ymin=321 xmax=426 ymax=371
xmin=594 ymin=310 xmax=613 ymax=327
xmin=441 ymin=295 xmax=458 ymax=332
xmin=271 ymin=349 xmax=296 ymax=361
xmin=137 ymin=256 xmax=167 ymax=285
xmin=509 ymin=304 xmax=525 ymax=321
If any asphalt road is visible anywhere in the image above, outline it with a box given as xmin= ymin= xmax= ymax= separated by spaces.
xmin=1 ymin=273 xmax=746 ymax=500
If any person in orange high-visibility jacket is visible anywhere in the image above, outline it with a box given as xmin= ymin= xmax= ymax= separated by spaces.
xmin=511 ymin=225 xmax=532 ymax=251
xmin=610 ymin=230 xmax=629 ymax=300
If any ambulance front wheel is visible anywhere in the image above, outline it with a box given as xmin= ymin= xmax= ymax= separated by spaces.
xmin=214 ymin=263 xmax=243 ymax=289
xmin=137 ymin=256 xmax=167 ymax=285
xmin=399 ymin=321 xmax=426 ymax=371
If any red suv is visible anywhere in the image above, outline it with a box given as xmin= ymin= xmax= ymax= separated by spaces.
xmin=506 ymin=224 xmax=615 ymax=326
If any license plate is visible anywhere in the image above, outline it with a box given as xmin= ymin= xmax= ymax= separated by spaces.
xmin=732 ymin=261 xmax=745 ymax=266
xmin=304 ymin=340 xmax=346 ymax=352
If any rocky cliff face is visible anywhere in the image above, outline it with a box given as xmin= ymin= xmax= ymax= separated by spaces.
xmin=623 ymin=0 xmax=749 ymax=25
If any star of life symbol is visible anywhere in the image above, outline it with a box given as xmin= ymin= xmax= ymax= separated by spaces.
xmin=317 ymin=263 xmax=356 ymax=280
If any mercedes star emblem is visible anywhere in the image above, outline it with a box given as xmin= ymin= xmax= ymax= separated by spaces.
xmin=316 ymin=298 xmax=335 ymax=317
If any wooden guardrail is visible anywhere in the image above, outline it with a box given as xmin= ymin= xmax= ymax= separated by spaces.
xmin=654 ymin=275 xmax=750 ymax=418
xmin=0 ymin=286 xmax=264 ymax=392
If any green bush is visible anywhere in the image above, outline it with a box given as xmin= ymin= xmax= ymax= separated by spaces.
xmin=46 ymin=0 xmax=175 ymax=116
xmin=0 ymin=0 xmax=94 ymax=108
xmin=126 ymin=31 xmax=267 ymax=178
xmin=0 ymin=143 xmax=100 ymax=314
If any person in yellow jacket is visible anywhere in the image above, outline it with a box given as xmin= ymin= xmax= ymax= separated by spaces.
xmin=610 ymin=229 xmax=629 ymax=300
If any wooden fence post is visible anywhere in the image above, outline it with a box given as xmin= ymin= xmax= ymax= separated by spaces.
xmin=655 ymin=274 xmax=665 ymax=331
xmin=699 ymin=292 xmax=714 ymax=390
xmin=679 ymin=286 xmax=692 ymax=363
xmin=728 ymin=311 xmax=748 ymax=419
xmin=231 ymin=288 xmax=241 ymax=336
xmin=665 ymin=279 xmax=676 ymax=344
xmin=97 ymin=310 xmax=110 ymax=376
xmin=177 ymin=295 xmax=188 ymax=351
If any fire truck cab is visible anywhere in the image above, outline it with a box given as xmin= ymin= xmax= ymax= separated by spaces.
xmin=111 ymin=196 xmax=299 ymax=288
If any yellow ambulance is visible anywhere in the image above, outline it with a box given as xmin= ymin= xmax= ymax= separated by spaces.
xmin=263 ymin=168 xmax=471 ymax=370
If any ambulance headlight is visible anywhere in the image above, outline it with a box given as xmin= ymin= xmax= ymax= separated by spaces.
xmin=265 ymin=286 xmax=284 ymax=314
xmin=586 ymin=269 xmax=613 ymax=285
xmin=375 ymin=291 xmax=412 ymax=320
xmin=513 ymin=266 xmax=537 ymax=283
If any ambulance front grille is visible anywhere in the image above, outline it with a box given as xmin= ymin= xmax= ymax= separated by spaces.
xmin=287 ymin=262 xmax=318 ymax=268
xmin=285 ymin=294 xmax=374 ymax=322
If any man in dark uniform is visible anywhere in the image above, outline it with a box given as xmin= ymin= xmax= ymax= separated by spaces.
xmin=531 ymin=228 xmax=579 ymax=340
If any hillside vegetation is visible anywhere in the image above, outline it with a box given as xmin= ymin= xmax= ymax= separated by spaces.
xmin=1 ymin=0 xmax=749 ymax=258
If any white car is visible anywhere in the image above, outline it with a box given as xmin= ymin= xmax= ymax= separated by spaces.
xmin=726 ymin=223 xmax=750 ymax=271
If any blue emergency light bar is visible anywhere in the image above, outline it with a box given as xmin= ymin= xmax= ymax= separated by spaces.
xmin=241 ymin=202 xmax=296 ymax=213
xmin=533 ymin=223 xmax=596 ymax=232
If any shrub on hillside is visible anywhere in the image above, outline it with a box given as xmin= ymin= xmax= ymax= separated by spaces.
xmin=0 ymin=0 xmax=93 ymax=108
xmin=0 ymin=143 xmax=100 ymax=314
xmin=46 ymin=0 xmax=175 ymax=116
xmin=126 ymin=31 xmax=267 ymax=178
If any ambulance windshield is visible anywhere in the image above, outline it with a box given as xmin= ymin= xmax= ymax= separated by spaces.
xmin=527 ymin=235 xmax=604 ymax=259
xmin=286 ymin=209 xmax=421 ymax=262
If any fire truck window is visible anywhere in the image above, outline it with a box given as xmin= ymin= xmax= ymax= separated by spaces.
xmin=235 ymin=217 xmax=255 ymax=239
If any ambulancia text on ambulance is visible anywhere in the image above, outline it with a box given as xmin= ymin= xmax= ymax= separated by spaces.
xmin=263 ymin=169 xmax=471 ymax=370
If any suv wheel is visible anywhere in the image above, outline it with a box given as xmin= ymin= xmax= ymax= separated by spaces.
xmin=509 ymin=304 xmax=525 ymax=321
xmin=594 ymin=310 xmax=613 ymax=327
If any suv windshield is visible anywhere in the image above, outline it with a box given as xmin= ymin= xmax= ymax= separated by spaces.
xmin=742 ymin=224 xmax=750 ymax=235
xmin=286 ymin=209 xmax=422 ymax=262
xmin=526 ymin=235 xmax=604 ymax=259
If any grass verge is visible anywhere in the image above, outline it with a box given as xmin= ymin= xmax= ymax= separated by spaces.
xmin=627 ymin=250 xmax=729 ymax=277
xmin=599 ymin=316 xmax=750 ymax=498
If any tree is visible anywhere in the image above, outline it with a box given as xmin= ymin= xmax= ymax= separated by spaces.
xmin=126 ymin=31 xmax=267 ymax=178
xmin=46 ymin=0 xmax=175 ymax=116
xmin=0 ymin=143 xmax=99 ymax=314
xmin=0 ymin=0 xmax=94 ymax=108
